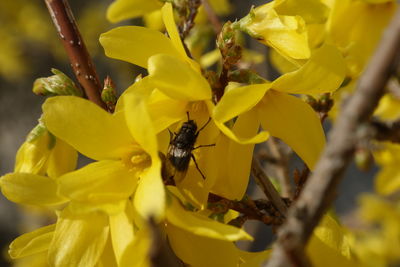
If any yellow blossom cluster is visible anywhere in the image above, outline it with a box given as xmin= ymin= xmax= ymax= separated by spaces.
xmin=0 ymin=0 xmax=398 ymax=266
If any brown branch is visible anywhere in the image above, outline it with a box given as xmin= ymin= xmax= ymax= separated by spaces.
xmin=251 ymin=158 xmax=288 ymax=217
xmin=179 ymin=0 xmax=202 ymax=39
xmin=201 ymin=0 xmax=222 ymax=34
xmin=266 ymin=9 xmax=400 ymax=267
xmin=44 ymin=0 xmax=106 ymax=109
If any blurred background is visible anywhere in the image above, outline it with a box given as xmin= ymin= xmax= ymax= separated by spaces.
xmin=0 ymin=0 xmax=376 ymax=265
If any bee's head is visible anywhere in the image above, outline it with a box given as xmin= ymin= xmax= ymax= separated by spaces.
xmin=181 ymin=120 xmax=198 ymax=132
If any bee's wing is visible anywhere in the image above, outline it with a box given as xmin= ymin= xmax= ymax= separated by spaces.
xmin=166 ymin=147 xmax=191 ymax=183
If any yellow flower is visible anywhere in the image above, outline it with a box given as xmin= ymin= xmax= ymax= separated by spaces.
xmin=374 ymin=93 xmax=400 ymax=121
xmin=238 ymin=0 xmax=329 ymax=62
xmin=325 ymin=0 xmax=396 ymax=78
xmin=101 ymin=2 xmax=346 ymax=200
xmin=41 ymin=93 xmax=165 ymax=220
xmin=120 ymin=188 xmax=266 ymax=267
xmin=213 ymin=43 xmax=346 ymax=171
xmin=307 ymin=214 xmax=359 ymax=267
xmin=13 ymin=121 xmax=77 ymax=177
xmin=8 ymin=207 xmax=119 ymax=267
xmin=106 ymin=0 xmax=232 ymax=26
xmin=373 ymin=142 xmax=400 ymax=195
xmin=352 ymin=194 xmax=400 ymax=267
xmin=101 ymin=3 xmax=237 ymax=204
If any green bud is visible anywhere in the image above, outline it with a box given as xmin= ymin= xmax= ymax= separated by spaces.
xmin=101 ymin=76 xmax=118 ymax=112
xmin=355 ymin=148 xmax=374 ymax=172
xmin=228 ymin=69 xmax=265 ymax=84
xmin=33 ymin=69 xmax=82 ymax=97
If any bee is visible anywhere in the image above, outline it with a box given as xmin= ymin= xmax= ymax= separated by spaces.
xmin=163 ymin=113 xmax=214 ymax=184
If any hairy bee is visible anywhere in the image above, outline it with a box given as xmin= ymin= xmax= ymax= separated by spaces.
xmin=163 ymin=114 xmax=214 ymax=184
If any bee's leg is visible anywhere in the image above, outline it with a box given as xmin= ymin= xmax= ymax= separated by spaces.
xmin=193 ymin=144 xmax=216 ymax=150
xmin=197 ymin=117 xmax=212 ymax=133
xmin=191 ymin=154 xmax=206 ymax=179
xmin=168 ymin=128 xmax=174 ymax=142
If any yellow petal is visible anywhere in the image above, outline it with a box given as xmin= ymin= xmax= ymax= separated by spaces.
xmin=106 ymin=0 xmax=162 ymax=23
xmin=328 ymin=1 xmax=395 ymax=77
xmin=47 ymin=138 xmax=78 ymax=178
xmin=147 ymin=89 xmax=187 ymax=133
xmin=374 ymin=94 xmax=400 ymax=121
xmin=120 ymin=227 xmax=152 ymax=267
xmin=14 ymin=131 xmax=53 ymax=175
xmin=123 ymin=93 xmax=158 ymax=158
xmin=57 ymin=160 xmax=137 ymax=204
xmin=68 ymin=199 xmax=127 ymax=216
xmin=272 ymin=44 xmax=346 ymax=95
xmin=214 ymin=83 xmax=271 ymax=123
xmin=143 ymin=10 xmax=164 ymax=30
xmin=258 ymin=91 xmax=325 ymax=170
xmin=375 ymin=166 xmax=400 ymax=195
xmin=307 ymin=214 xmax=356 ymax=267
xmin=148 ymin=54 xmax=211 ymax=101
xmin=133 ymin=160 xmax=165 ymax=220
xmin=214 ymin=119 xmax=269 ymax=145
xmin=167 ymin=223 xmax=269 ymax=267
xmin=363 ymin=0 xmax=394 ymax=3
xmin=110 ymin=201 xmax=135 ymax=264
xmin=100 ymin=26 xmax=181 ymax=69
xmin=212 ymin=109 xmax=258 ymax=200
xmin=115 ymin=77 xmax=155 ymax=113
xmin=240 ymin=3 xmax=310 ymax=60
xmin=167 ymin=195 xmax=252 ymax=241
xmin=43 ymin=96 xmax=133 ymax=161
xmin=96 ymin=236 xmax=118 ymax=267
xmin=270 ymin=48 xmax=298 ymax=74
xmin=161 ymin=2 xmax=187 ymax=59
xmin=49 ymin=210 xmax=109 ymax=267
xmin=274 ymin=0 xmax=329 ymax=24
xmin=9 ymin=224 xmax=55 ymax=259
xmin=0 ymin=173 xmax=67 ymax=206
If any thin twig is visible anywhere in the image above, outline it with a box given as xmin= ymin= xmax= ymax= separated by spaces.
xmin=208 ymin=194 xmax=288 ymax=226
xmin=44 ymin=0 xmax=106 ymax=109
xmin=179 ymin=0 xmax=201 ymax=39
xmin=202 ymin=0 xmax=222 ymax=34
xmin=266 ymin=9 xmax=400 ymax=267
xmin=267 ymin=138 xmax=292 ymax=199
xmin=251 ymin=158 xmax=288 ymax=217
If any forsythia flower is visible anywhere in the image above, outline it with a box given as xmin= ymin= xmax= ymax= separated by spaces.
xmin=351 ymin=194 xmax=400 ymax=267
xmin=238 ymin=0 xmax=329 ymax=61
xmin=101 ymin=2 xmax=267 ymax=202
xmin=106 ymin=0 xmax=231 ymax=27
xmin=213 ymin=43 xmax=345 ymax=171
xmin=373 ymin=142 xmax=400 ymax=195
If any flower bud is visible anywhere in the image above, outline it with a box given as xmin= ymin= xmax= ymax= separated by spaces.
xmin=33 ymin=69 xmax=83 ymax=96
xmin=15 ymin=123 xmax=54 ymax=175
xmin=101 ymin=76 xmax=118 ymax=112
xmin=355 ymin=147 xmax=374 ymax=172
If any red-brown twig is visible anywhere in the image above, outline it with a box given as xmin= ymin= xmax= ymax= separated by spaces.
xmin=44 ymin=0 xmax=106 ymax=109
xmin=267 ymin=138 xmax=292 ymax=199
xmin=251 ymin=158 xmax=288 ymax=217
xmin=202 ymin=0 xmax=222 ymax=34
xmin=266 ymin=9 xmax=400 ymax=267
